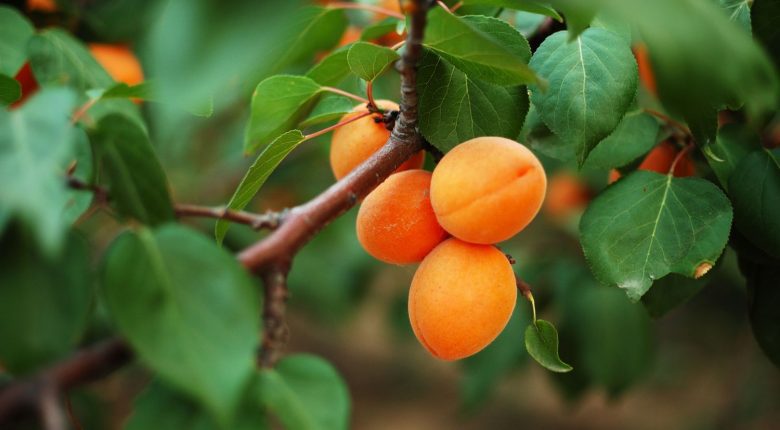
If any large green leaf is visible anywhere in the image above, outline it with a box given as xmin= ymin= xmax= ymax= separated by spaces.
xmin=529 ymin=29 xmax=638 ymax=165
xmin=641 ymin=273 xmax=708 ymax=318
xmin=89 ymin=82 xmax=214 ymax=117
xmin=729 ymin=149 xmax=780 ymax=259
xmin=257 ymin=354 xmax=350 ymax=430
xmin=0 ymin=229 xmax=92 ymax=375
xmin=267 ymin=6 xmax=348 ymax=75
xmin=101 ymin=225 xmax=259 ymax=425
xmin=0 ymin=88 xmax=77 ymax=254
xmin=547 ymin=0 xmax=602 ymax=38
xmin=423 ymin=8 xmax=538 ymax=86
xmin=0 ymin=6 xmax=34 ymax=76
xmin=752 ymin=0 xmax=780 ymax=68
xmin=306 ymin=48 xmax=351 ymax=87
xmin=583 ymin=110 xmax=660 ymax=170
xmin=217 ymin=130 xmax=306 ymax=244
xmin=0 ymin=73 xmax=21 ymax=105
xmin=525 ymin=319 xmax=573 ymax=373
xmin=704 ymin=124 xmax=761 ymax=190
xmin=520 ymin=104 xmax=573 ymax=161
xmin=580 ymin=171 xmax=733 ymax=301
xmin=126 ymin=380 xmax=268 ymax=430
xmin=91 ymin=114 xmax=174 ymax=226
xmin=27 ymin=29 xmax=113 ymax=91
xmin=346 ymin=42 xmax=400 ymax=82
xmin=461 ymin=0 xmax=562 ymax=20
xmin=244 ymin=76 xmax=321 ymax=154
xmin=741 ymin=257 xmax=780 ymax=367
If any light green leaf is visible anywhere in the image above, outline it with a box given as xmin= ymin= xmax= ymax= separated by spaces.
xmin=525 ymin=319 xmax=573 ymax=373
xmin=217 ymin=130 xmax=306 ymax=244
xmin=729 ymin=149 xmax=780 ymax=259
xmin=423 ymin=8 xmax=538 ymax=86
xmin=299 ymin=94 xmax=354 ymax=129
xmin=418 ymin=50 xmax=529 ymax=153
xmin=580 ymin=171 xmax=733 ymax=301
xmin=704 ymin=123 xmax=760 ymax=190
xmin=0 ymin=88 xmax=77 ymax=254
xmin=583 ymin=111 xmax=660 ymax=170
xmin=347 ymin=42 xmax=400 ymax=82
xmin=91 ymin=114 xmax=174 ymax=226
xmin=244 ymin=75 xmax=321 ymax=154
xmin=102 ymin=225 xmax=259 ymax=426
xmin=268 ymin=6 xmax=348 ymax=75
xmin=462 ymin=0 xmax=562 ymax=20
xmin=257 ymin=354 xmax=350 ymax=430
xmin=0 ymin=229 xmax=91 ymax=375
xmin=0 ymin=73 xmax=21 ymax=105
xmin=89 ymin=82 xmax=214 ymax=117
xmin=529 ymin=28 xmax=638 ymax=165
xmin=513 ymin=11 xmax=547 ymax=37
xmin=0 ymin=6 xmax=34 ymax=76
xmin=306 ymin=48 xmax=351 ymax=87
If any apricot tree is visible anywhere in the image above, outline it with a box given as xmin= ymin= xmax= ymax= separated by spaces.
xmin=0 ymin=0 xmax=779 ymax=428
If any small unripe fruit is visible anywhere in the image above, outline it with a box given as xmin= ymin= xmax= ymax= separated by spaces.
xmin=330 ymin=100 xmax=424 ymax=180
xmin=357 ymin=170 xmax=448 ymax=264
xmin=409 ymin=238 xmax=517 ymax=360
xmin=430 ymin=137 xmax=546 ymax=244
xmin=89 ymin=44 xmax=145 ymax=86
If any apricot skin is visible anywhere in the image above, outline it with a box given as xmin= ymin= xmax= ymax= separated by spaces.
xmin=429 ymin=137 xmax=546 ymax=244
xmin=330 ymin=100 xmax=424 ymax=180
xmin=408 ymin=238 xmax=517 ymax=360
xmin=609 ymin=141 xmax=695 ymax=183
xmin=357 ymin=170 xmax=448 ymax=264
xmin=89 ymin=44 xmax=145 ymax=86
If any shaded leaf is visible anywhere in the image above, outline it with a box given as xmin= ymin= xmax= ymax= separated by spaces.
xmin=299 ymin=95 xmax=353 ymax=129
xmin=89 ymin=82 xmax=214 ymax=117
xmin=729 ymin=149 xmax=780 ymax=258
xmin=347 ymin=42 xmax=400 ymax=82
xmin=462 ymin=0 xmax=562 ymax=21
xmin=0 ymin=73 xmax=21 ymax=105
xmin=641 ymin=273 xmax=708 ymax=318
xmin=0 ymin=6 xmax=34 ymax=76
xmin=525 ymin=319 xmax=573 ymax=373
xmin=361 ymin=17 xmax=403 ymax=41
xmin=704 ymin=123 xmax=760 ymax=190
xmin=267 ymin=6 xmax=348 ymax=75
xmin=584 ymin=110 xmax=660 ymax=170
xmin=306 ymin=48 xmax=351 ymax=87
xmin=752 ymin=0 xmax=780 ymax=68
xmin=741 ymin=257 xmax=780 ymax=368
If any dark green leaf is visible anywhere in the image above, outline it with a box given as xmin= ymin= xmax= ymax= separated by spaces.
xmin=752 ymin=0 xmax=780 ymax=68
xmin=584 ymin=110 xmax=660 ymax=170
xmin=257 ymin=354 xmax=350 ymax=430
xmin=705 ymin=124 xmax=761 ymax=190
xmin=547 ymin=0 xmax=601 ymax=38
xmin=718 ymin=0 xmax=752 ymax=32
xmin=299 ymin=95 xmax=354 ymax=129
xmin=347 ymin=42 xmax=400 ymax=82
xmin=244 ymin=75 xmax=321 ymax=154
xmin=462 ymin=0 xmax=562 ymax=20
xmin=423 ymin=8 xmax=539 ymax=86
xmin=62 ymin=127 xmax=94 ymax=224
xmin=742 ymin=258 xmax=780 ymax=367
xmin=729 ymin=149 xmax=780 ymax=259
xmin=0 ymin=229 xmax=91 ymax=375
xmin=0 ymin=88 xmax=78 ymax=254
xmin=529 ymin=29 xmax=638 ymax=165
xmin=580 ymin=172 xmax=733 ymax=301
xmin=91 ymin=114 xmax=174 ymax=226
xmin=306 ymin=48 xmax=351 ymax=87
xmin=641 ymin=273 xmax=708 ymax=318
xmin=0 ymin=73 xmax=20 ymax=105
xmin=525 ymin=319 xmax=573 ymax=373
xmin=27 ymin=29 xmax=113 ymax=91
xmin=217 ymin=130 xmax=306 ymax=244
xmin=102 ymin=225 xmax=259 ymax=425
xmin=0 ymin=6 xmax=34 ymax=76
xmin=520 ymin=104 xmax=573 ymax=161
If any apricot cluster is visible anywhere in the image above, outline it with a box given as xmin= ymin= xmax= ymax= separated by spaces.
xmin=335 ymin=125 xmax=547 ymax=360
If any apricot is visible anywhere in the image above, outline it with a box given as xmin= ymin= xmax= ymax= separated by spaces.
xmin=357 ymin=170 xmax=447 ymax=264
xmin=609 ymin=141 xmax=695 ymax=183
xmin=330 ymin=100 xmax=424 ymax=180
xmin=339 ymin=26 xmax=362 ymax=47
xmin=544 ymin=172 xmax=591 ymax=219
xmin=89 ymin=44 xmax=145 ymax=86
xmin=27 ymin=0 xmax=57 ymax=12
xmin=633 ymin=43 xmax=656 ymax=96
xmin=429 ymin=137 xmax=546 ymax=244
xmin=408 ymin=238 xmax=517 ymax=360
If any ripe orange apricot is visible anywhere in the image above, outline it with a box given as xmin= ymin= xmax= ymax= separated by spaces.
xmin=633 ymin=43 xmax=656 ymax=96
xmin=409 ymin=238 xmax=517 ymax=360
xmin=89 ymin=44 xmax=145 ymax=86
xmin=357 ymin=170 xmax=448 ymax=264
xmin=330 ymin=100 xmax=424 ymax=180
xmin=609 ymin=141 xmax=695 ymax=183
xmin=27 ymin=0 xmax=57 ymax=12
xmin=544 ymin=172 xmax=591 ymax=219
xmin=429 ymin=137 xmax=546 ymax=244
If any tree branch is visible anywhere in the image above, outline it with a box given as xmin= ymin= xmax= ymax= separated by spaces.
xmin=174 ymin=204 xmax=286 ymax=231
xmin=259 ymin=265 xmax=291 ymax=368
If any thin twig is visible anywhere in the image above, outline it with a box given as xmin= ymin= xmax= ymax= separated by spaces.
xmin=436 ymin=0 xmax=452 ymax=13
xmin=320 ymin=86 xmax=369 ymax=104
xmin=304 ymin=111 xmax=373 ymax=141
xmin=644 ymin=108 xmax=692 ymax=136
xmin=70 ymin=98 xmax=98 ymax=125
xmin=174 ymin=204 xmax=287 ymax=231
xmin=450 ymin=1 xmax=463 ymax=12
xmin=326 ymin=2 xmax=405 ymax=20
xmin=669 ymin=143 xmax=694 ymax=175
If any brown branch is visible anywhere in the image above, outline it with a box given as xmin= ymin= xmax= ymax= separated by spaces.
xmin=259 ymin=265 xmax=291 ymax=368
xmin=38 ymin=383 xmax=66 ymax=430
xmin=174 ymin=204 xmax=286 ymax=231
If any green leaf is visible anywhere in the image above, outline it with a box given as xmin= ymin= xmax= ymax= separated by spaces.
xmin=525 ymin=319 xmax=573 ymax=373
xmin=126 ymin=380 xmax=269 ymax=430
xmin=641 ymin=273 xmax=708 ymax=319
xmin=704 ymin=124 xmax=761 ymax=190
xmin=529 ymin=29 xmax=638 ymax=165
xmin=520 ymin=104 xmax=573 ymax=161
xmin=101 ymin=225 xmax=259 ymax=426
xmin=0 ymin=73 xmax=21 ymax=105
xmin=741 ymin=257 xmax=780 ymax=368
xmin=513 ymin=11 xmax=548 ymax=37
xmin=0 ymin=229 xmax=92 ymax=375
xmin=461 ymin=0 xmax=562 ymax=20
xmin=257 ymin=354 xmax=350 ymax=430
xmin=299 ymin=94 xmax=354 ymax=129
xmin=418 ymin=50 xmax=529 ymax=153
xmin=361 ymin=17 xmax=403 ymax=41
xmin=0 ymin=6 xmax=34 ymax=76
xmin=0 ymin=88 xmax=78 ymax=254
xmin=62 ymin=127 xmax=94 ymax=225
xmin=89 ymin=82 xmax=214 ymax=117
xmin=268 ymin=6 xmax=348 ymax=75
xmin=753 ymin=0 xmax=780 ymax=68
xmin=306 ymin=48 xmax=351 ymax=87
xmin=347 ymin=42 xmax=400 ymax=82
xmin=27 ymin=29 xmax=114 ymax=91
xmin=580 ymin=171 xmax=733 ymax=301
xmin=729 ymin=149 xmax=780 ymax=259
xmin=244 ymin=75 xmax=321 ymax=154
xmin=718 ymin=0 xmax=752 ymax=32
xmin=216 ymin=130 xmax=306 ymax=244
xmin=423 ymin=8 xmax=539 ymax=86
xmin=547 ymin=0 xmax=602 ymax=38
xmin=91 ymin=114 xmax=174 ymax=226
xmin=583 ymin=111 xmax=660 ymax=170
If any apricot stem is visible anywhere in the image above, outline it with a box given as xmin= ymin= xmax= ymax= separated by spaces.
xmin=644 ymin=108 xmax=691 ymax=137
xmin=668 ymin=143 xmax=694 ymax=175
xmin=366 ymin=81 xmax=378 ymax=112
xmin=517 ymin=280 xmax=536 ymax=323
xmin=327 ymin=2 xmax=405 ymax=20
xmin=70 ymin=98 xmax=99 ymax=125
xmin=451 ymin=1 xmax=463 ymax=12
xmin=321 ymin=86 xmax=369 ymax=104
xmin=390 ymin=40 xmax=406 ymax=51
xmin=303 ymin=111 xmax=374 ymax=141
xmin=436 ymin=0 xmax=453 ymax=13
